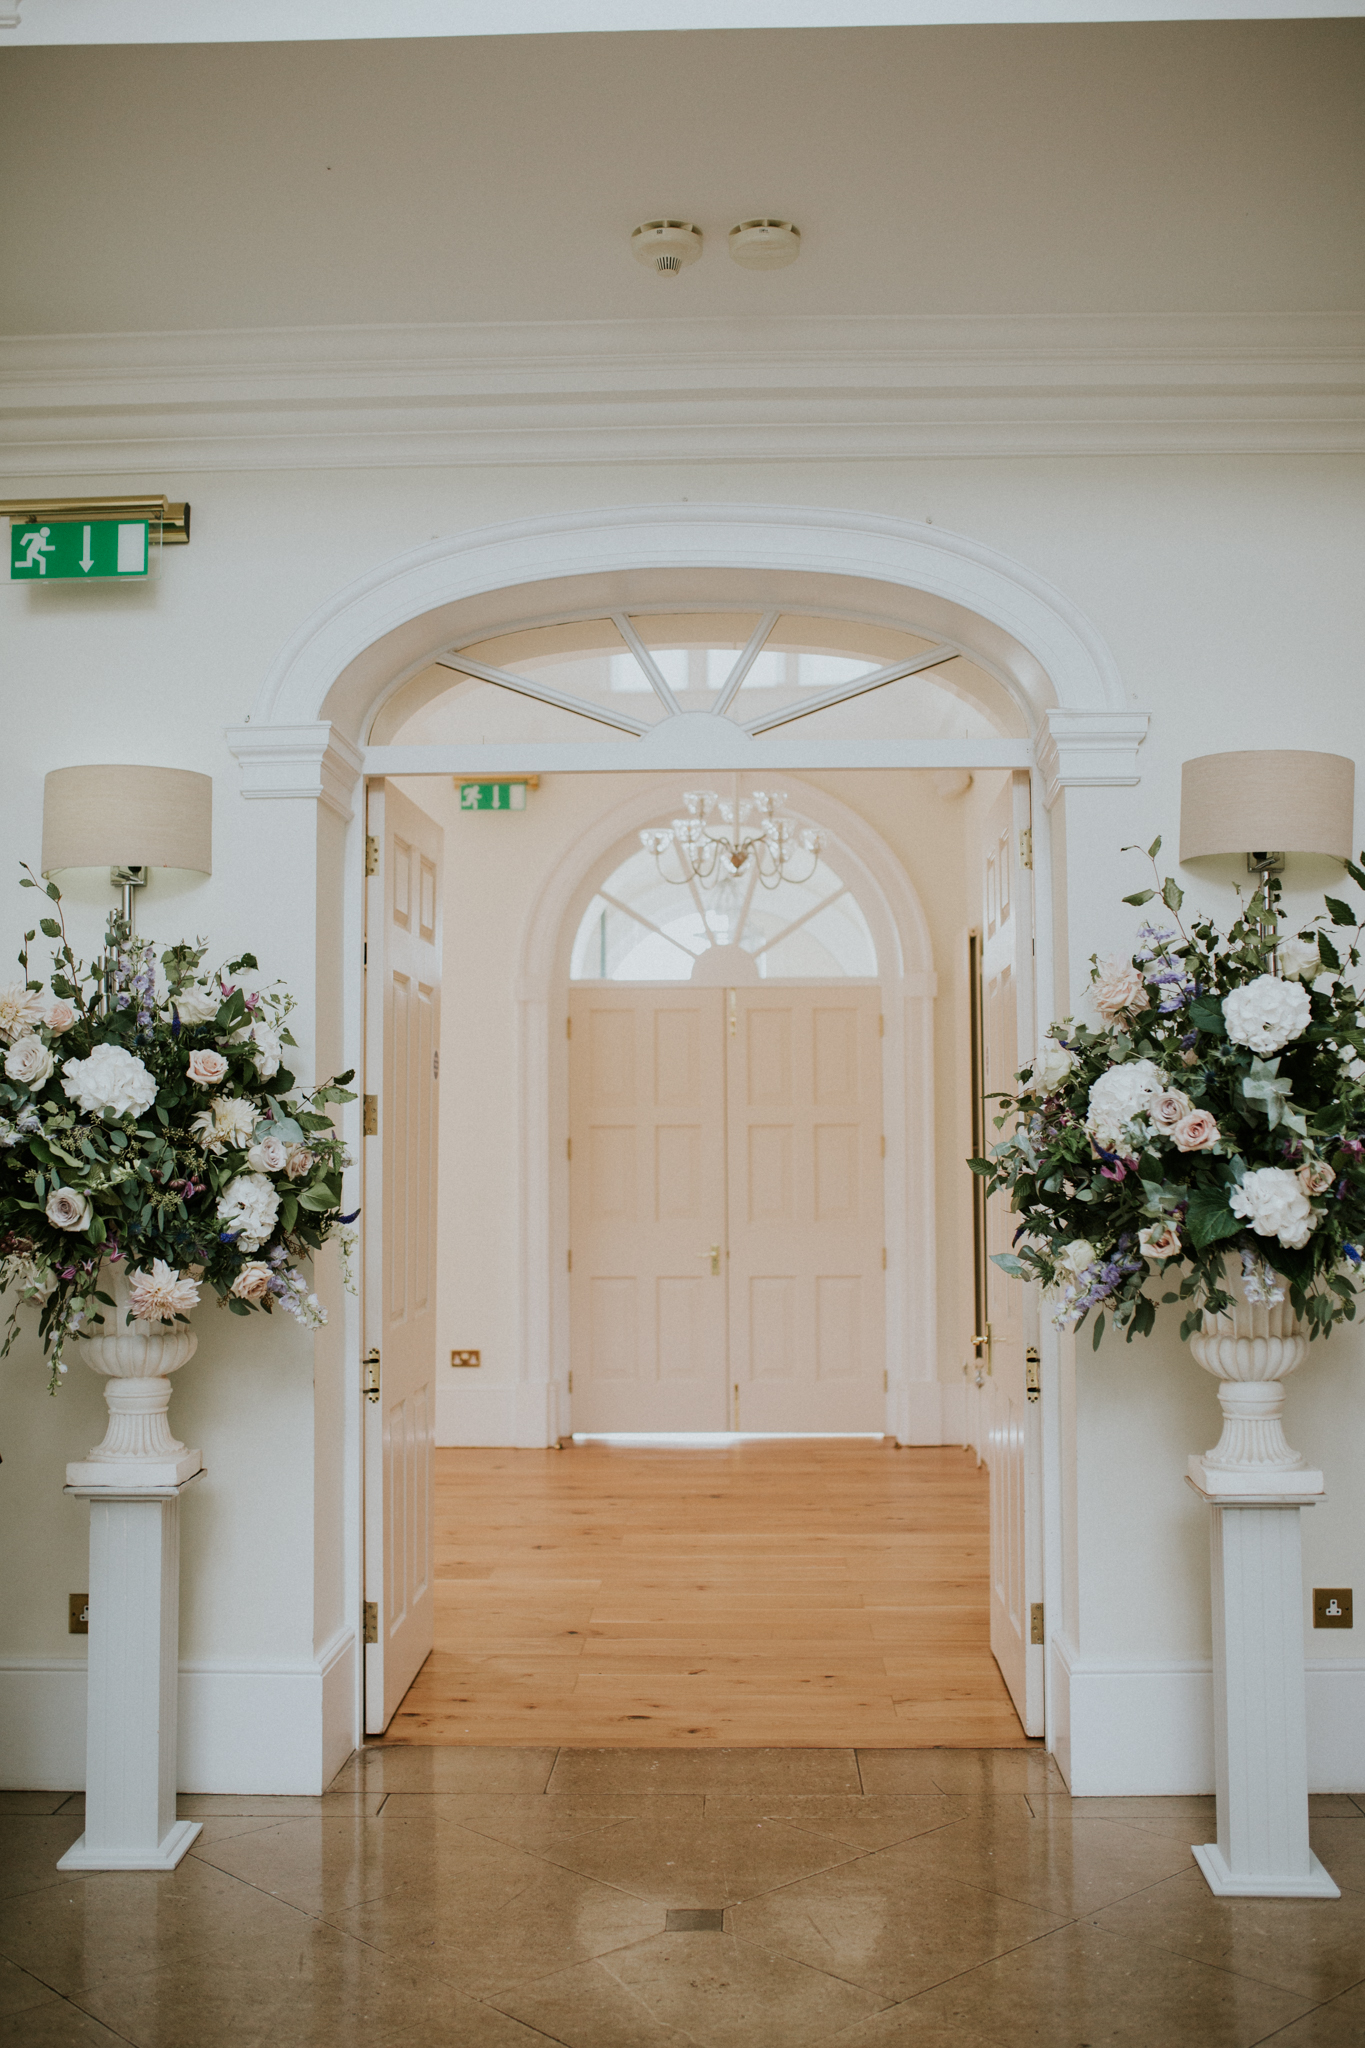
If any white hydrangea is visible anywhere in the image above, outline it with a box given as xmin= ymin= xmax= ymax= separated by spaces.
xmin=61 ymin=1043 xmax=158 ymax=1119
xmin=1229 ymin=1166 xmax=1317 ymax=1250
xmin=215 ymin=1172 xmax=281 ymax=1253
xmin=1222 ymin=974 xmax=1311 ymax=1056
xmin=1085 ymin=1058 xmax=1167 ymax=1153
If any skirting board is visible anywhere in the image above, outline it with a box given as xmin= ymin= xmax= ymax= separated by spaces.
xmin=440 ymin=1378 xmax=959 ymax=1448
xmin=0 ymin=1628 xmax=356 ymax=1795
xmin=1051 ymin=1634 xmax=1365 ymax=1796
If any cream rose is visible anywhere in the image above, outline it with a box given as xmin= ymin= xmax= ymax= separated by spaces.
xmin=186 ymin=1049 xmax=229 ymax=1087
xmin=171 ymin=983 xmax=220 ymax=1025
xmin=230 ymin=1261 xmax=273 ymax=1303
xmin=247 ymin=1134 xmax=287 ymax=1174
xmin=1092 ymin=958 xmax=1150 ymax=1023
xmin=44 ymin=1001 xmax=76 ymax=1035
xmin=1056 ymin=1240 xmax=1096 ymax=1277
xmin=1138 ymin=1221 xmax=1183 ymax=1262
xmin=1298 ymin=1159 xmax=1335 ymax=1196
xmin=4 ymin=1038 xmax=54 ymax=1089
xmin=1148 ymin=1089 xmax=1193 ymax=1133
xmin=1277 ymin=937 xmax=1321 ymax=982
xmin=45 ymin=1187 xmax=92 ymax=1232
xmin=1029 ymin=1039 xmax=1075 ymax=1094
xmin=1172 ymin=1110 xmax=1220 ymax=1153
xmin=284 ymin=1145 xmax=315 ymax=1181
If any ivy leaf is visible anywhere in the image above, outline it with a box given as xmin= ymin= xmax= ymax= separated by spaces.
xmin=1319 ymin=931 xmax=1342 ymax=971
xmin=1344 ymin=859 xmax=1365 ymax=891
xmin=1325 ymin=896 xmax=1356 ymax=927
xmin=1122 ymin=890 xmax=1155 ymax=907
xmin=1185 ymin=1187 xmax=1242 ymax=1249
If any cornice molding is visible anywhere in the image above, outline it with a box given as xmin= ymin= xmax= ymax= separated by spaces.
xmin=2 ymin=312 xmax=1361 ymax=475
xmin=1036 ymin=707 xmax=1150 ymax=809
xmin=224 ymin=722 xmax=364 ymax=818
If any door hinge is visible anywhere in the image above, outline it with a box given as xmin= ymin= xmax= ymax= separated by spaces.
xmin=1030 ymin=1602 xmax=1045 ymax=1646
xmin=433 ymin=1050 xmax=440 ymax=1079
xmin=880 ymin=1134 xmax=886 ymax=1158
xmin=567 ymin=1249 xmax=572 ymax=1272
xmin=363 ymin=1600 xmax=378 ymax=1645
xmin=1026 ymin=1345 xmax=1041 ymax=1403
xmin=566 ymin=1137 xmax=571 ymax=1160
xmin=365 ymin=834 xmax=379 ymax=877
xmin=1019 ymin=828 xmax=1033 ymax=871
xmin=363 ymin=1094 xmax=378 ymax=1136
xmin=363 ymin=1348 xmax=381 ymax=1402
xmin=566 ymin=1016 xmax=571 ymax=1038
xmin=567 ymin=1369 xmax=573 ymax=1394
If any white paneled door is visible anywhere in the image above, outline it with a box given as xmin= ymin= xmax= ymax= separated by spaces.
xmin=980 ymin=772 xmax=1044 ymax=1737
xmin=569 ymin=984 xmax=884 ymax=1433
xmin=364 ymin=782 xmax=441 ymax=1734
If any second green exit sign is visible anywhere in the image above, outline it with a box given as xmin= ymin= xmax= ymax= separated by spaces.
xmin=10 ymin=520 xmax=150 ymax=581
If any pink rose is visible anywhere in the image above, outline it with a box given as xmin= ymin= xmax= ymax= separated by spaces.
xmin=187 ymin=1049 xmax=229 ymax=1087
xmin=1298 ymin=1160 xmax=1335 ymax=1196
xmin=284 ymin=1146 xmax=315 ymax=1180
xmin=1139 ymin=1221 xmax=1183 ymax=1262
xmin=230 ymin=1260 xmax=272 ymax=1303
xmin=1149 ymin=1090 xmax=1193 ymax=1132
xmin=45 ymin=1002 xmax=76 ymax=1034
xmin=1173 ymin=1110 xmax=1220 ymax=1153
xmin=1092 ymin=957 xmax=1150 ymax=1023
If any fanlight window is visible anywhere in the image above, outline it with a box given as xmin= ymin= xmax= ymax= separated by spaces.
xmin=571 ymin=840 xmax=877 ymax=984
xmin=391 ymin=610 xmax=1023 ymax=746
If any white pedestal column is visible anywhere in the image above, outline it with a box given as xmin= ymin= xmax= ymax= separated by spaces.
xmin=57 ymin=1478 xmax=203 ymax=1872
xmin=1186 ymin=1476 xmax=1338 ymax=1898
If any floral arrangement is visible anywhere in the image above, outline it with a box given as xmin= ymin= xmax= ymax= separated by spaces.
xmin=972 ymin=841 xmax=1365 ymax=1346
xmin=0 ymin=871 xmax=356 ymax=1388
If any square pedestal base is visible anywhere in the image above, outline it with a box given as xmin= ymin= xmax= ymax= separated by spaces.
xmin=1193 ymin=1842 xmax=1340 ymax=1898
xmin=57 ymin=1819 xmax=202 ymax=1872
xmin=66 ymin=1449 xmax=203 ymax=1489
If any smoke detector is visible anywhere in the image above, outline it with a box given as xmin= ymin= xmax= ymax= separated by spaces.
xmin=728 ymin=219 xmax=801 ymax=271
xmin=631 ymin=221 xmax=703 ymax=276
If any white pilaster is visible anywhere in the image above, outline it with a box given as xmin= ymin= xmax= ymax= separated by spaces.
xmin=1189 ymin=1484 xmax=1339 ymax=1898
xmin=57 ymin=1480 xmax=202 ymax=1872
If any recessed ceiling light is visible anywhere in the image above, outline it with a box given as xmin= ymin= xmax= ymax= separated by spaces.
xmin=631 ymin=221 xmax=703 ymax=276
xmin=728 ymin=219 xmax=801 ymax=271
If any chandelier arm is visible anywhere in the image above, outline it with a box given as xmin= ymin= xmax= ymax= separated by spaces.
xmin=740 ymin=644 xmax=959 ymax=735
xmin=433 ymin=653 xmax=653 ymax=735
xmin=611 ymin=612 xmax=683 ymax=718
xmin=748 ymin=885 xmax=849 ymax=959
xmin=713 ymin=609 xmax=782 ymax=718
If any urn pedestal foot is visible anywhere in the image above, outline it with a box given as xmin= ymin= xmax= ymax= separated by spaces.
xmin=1185 ymin=1481 xmax=1338 ymax=1900
xmin=57 ymin=1477 xmax=204 ymax=1874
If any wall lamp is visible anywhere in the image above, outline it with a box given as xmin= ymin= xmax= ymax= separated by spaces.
xmin=42 ymin=765 xmax=213 ymax=936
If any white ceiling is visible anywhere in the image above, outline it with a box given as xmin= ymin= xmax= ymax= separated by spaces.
xmin=2 ymin=23 xmax=1360 ymax=334
xmin=4 ymin=2 xmax=1361 ymax=45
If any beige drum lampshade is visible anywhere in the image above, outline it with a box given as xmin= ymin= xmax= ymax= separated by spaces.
xmin=1179 ymin=751 xmax=1355 ymax=862
xmin=42 ymin=766 xmax=213 ymax=877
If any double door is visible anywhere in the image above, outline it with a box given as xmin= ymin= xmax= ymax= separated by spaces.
xmin=569 ymin=984 xmax=885 ymax=1433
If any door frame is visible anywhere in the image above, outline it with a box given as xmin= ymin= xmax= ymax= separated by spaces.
xmin=541 ymin=776 xmax=933 ymax=1450
xmin=231 ymin=503 xmax=1144 ymax=1772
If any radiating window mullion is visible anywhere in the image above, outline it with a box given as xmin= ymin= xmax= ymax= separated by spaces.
xmin=433 ymin=654 xmax=651 ymax=735
xmin=611 ymin=613 xmax=683 ymax=717
xmin=713 ymin=608 xmax=781 ymax=717
xmin=740 ymin=644 xmax=959 ymax=735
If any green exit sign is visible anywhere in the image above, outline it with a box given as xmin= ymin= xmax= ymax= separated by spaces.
xmin=10 ymin=519 xmax=149 ymax=581
xmin=459 ymin=782 xmax=529 ymax=811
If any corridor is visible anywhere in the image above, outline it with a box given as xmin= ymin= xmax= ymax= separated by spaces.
xmin=384 ymin=1438 xmax=1029 ymax=1748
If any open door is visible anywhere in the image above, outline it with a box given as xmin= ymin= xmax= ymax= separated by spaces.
xmin=979 ymin=772 xmax=1044 ymax=1736
xmin=363 ymin=782 xmax=441 ymax=1733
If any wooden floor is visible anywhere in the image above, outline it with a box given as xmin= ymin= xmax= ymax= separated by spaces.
xmin=384 ymin=1438 xmax=1033 ymax=1749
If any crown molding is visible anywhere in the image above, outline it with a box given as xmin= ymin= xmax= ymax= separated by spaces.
xmin=1 ymin=312 xmax=1360 ymax=476
xmin=1036 ymin=706 xmax=1150 ymax=808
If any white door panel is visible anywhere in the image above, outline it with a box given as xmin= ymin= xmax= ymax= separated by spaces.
xmin=981 ymin=773 xmax=1044 ymax=1737
xmin=364 ymin=783 xmax=440 ymax=1734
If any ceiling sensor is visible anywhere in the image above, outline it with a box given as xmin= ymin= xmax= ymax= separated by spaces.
xmin=729 ymin=219 xmax=801 ymax=270
xmin=631 ymin=221 xmax=703 ymax=276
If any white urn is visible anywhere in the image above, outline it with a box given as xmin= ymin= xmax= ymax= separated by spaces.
xmin=66 ymin=1264 xmax=203 ymax=1489
xmin=1186 ymin=1258 xmax=1322 ymax=1497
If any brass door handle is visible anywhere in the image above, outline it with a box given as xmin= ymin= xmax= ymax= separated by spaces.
xmin=697 ymin=1245 xmax=721 ymax=1276
xmin=971 ymin=1324 xmax=992 ymax=1378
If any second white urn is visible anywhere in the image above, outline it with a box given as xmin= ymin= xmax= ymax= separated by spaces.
xmin=1187 ymin=1263 xmax=1321 ymax=1497
xmin=66 ymin=1266 xmax=203 ymax=1489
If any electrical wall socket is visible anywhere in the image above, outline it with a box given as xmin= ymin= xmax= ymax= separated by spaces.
xmin=69 ymin=1594 xmax=89 ymax=1635
xmin=1313 ymin=1588 xmax=1353 ymax=1628
xmin=450 ymin=1349 xmax=480 ymax=1368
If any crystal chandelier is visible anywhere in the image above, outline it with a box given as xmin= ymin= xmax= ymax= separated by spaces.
xmin=640 ymin=786 xmax=823 ymax=891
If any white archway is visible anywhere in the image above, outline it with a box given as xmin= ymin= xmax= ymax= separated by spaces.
xmin=512 ymin=775 xmax=939 ymax=1447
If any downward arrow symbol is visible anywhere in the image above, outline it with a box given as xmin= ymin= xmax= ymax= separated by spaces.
xmin=79 ymin=526 xmax=93 ymax=573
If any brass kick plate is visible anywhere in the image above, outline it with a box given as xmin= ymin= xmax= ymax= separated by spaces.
xmin=69 ymin=1594 xmax=89 ymax=1635
xmin=1314 ymin=1588 xmax=1353 ymax=1628
xmin=451 ymin=1350 xmax=481 ymax=1368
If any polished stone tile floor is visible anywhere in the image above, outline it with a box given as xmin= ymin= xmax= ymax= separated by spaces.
xmin=1 ymin=1750 xmax=1363 ymax=2046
